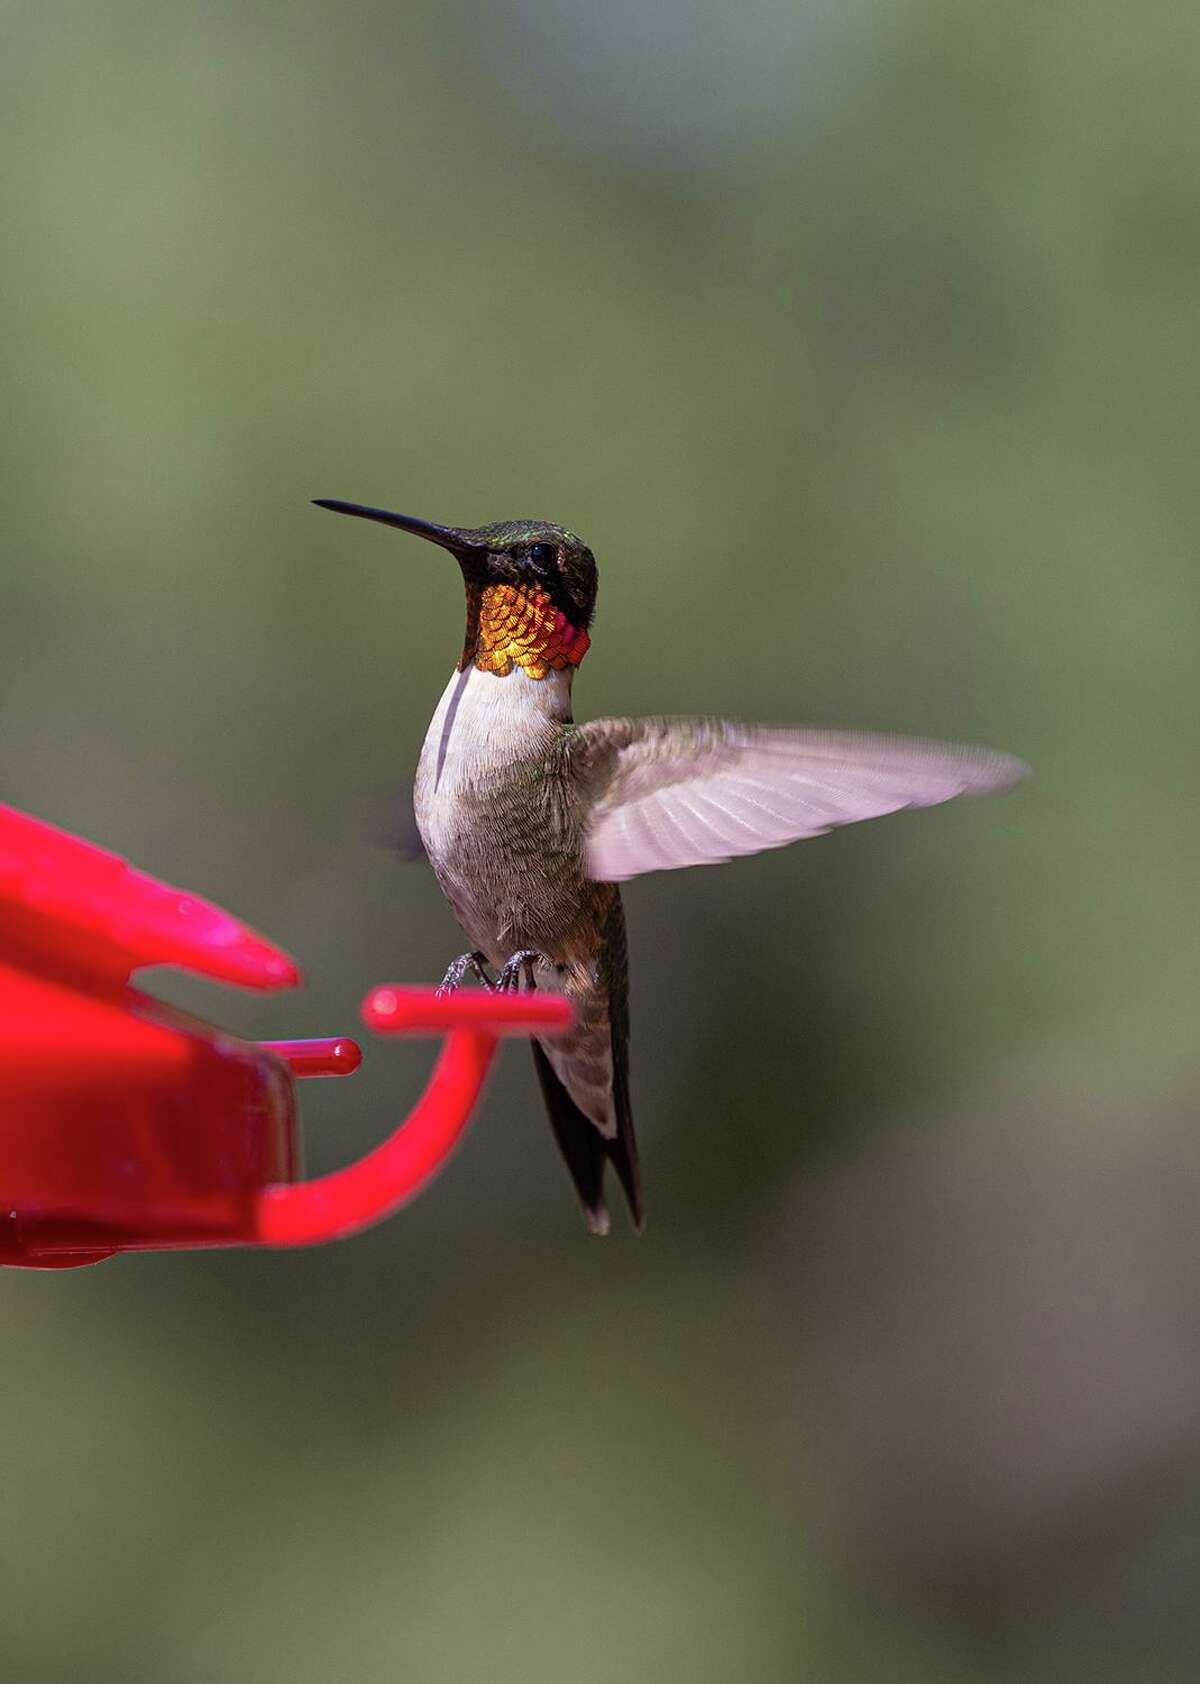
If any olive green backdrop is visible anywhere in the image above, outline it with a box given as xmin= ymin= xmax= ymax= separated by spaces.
xmin=4 ymin=2 xmax=1200 ymax=1678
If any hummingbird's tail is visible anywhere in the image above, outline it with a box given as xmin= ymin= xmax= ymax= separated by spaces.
xmin=531 ymin=1035 xmax=642 ymax=1235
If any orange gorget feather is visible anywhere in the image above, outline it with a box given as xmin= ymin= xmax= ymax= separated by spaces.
xmin=474 ymin=583 xmax=590 ymax=680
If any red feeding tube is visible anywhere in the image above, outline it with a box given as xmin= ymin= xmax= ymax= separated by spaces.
xmin=259 ymin=1038 xmax=364 ymax=1078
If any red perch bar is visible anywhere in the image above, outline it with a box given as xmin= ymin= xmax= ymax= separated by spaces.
xmin=0 ymin=803 xmax=570 ymax=1267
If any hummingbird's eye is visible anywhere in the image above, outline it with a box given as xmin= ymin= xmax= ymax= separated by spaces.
xmin=526 ymin=543 xmax=556 ymax=570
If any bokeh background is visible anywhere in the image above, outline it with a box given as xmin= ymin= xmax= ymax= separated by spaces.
xmin=4 ymin=1 xmax=1200 ymax=1677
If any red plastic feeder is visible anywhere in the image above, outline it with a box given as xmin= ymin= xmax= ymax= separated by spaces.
xmin=0 ymin=804 xmax=571 ymax=1268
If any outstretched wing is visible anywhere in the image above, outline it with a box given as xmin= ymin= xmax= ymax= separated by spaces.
xmin=571 ymin=718 xmax=1027 ymax=883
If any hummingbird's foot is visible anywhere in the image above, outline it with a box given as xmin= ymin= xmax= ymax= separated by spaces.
xmin=497 ymin=949 xmax=553 ymax=992
xmin=435 ymin=950 xmax=495 ymax=995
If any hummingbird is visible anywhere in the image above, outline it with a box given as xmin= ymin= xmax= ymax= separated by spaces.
xmin=315 ymin=499 xmax=1027 ymax=1235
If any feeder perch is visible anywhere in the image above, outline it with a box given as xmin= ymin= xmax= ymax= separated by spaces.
xmin=0 ymin=803 xmax=571 ymax=1268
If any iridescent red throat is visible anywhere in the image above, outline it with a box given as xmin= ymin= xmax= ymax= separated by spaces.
xmin=460 ymin=583 xmax=590 ymax=680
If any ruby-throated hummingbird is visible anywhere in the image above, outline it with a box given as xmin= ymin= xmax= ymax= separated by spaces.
xmin=315 ymin=500 xmax=1027 ymax=1234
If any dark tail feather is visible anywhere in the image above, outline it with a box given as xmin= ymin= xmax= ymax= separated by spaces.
xmin=531 ymin=1040 xmax=643 ymax=1235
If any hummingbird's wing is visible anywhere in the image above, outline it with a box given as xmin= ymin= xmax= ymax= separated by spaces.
xmin=572 ymin=718 xmax=1027 ymax=883
xmin=386 ymin=790 xmax=428 ymax=862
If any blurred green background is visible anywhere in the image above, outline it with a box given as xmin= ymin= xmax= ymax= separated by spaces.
xmin=4 ymin=1 xmax=1200 ymax=1678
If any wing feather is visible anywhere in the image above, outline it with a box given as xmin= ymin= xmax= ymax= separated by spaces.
xmin=689 ymin=786 xmax=776 ymax=849
xmin=651 ymin=792 xmax=724 ymax=862
xmin=572 ymin=719 xmax=1027 ymax=883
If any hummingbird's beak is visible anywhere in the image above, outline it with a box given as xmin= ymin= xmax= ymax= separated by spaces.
xmin=312 ymin=500 xmax=480 ymax=559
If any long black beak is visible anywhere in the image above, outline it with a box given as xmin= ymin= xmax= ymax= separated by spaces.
xmin=312 ymin=500 xmax=476 ymax=556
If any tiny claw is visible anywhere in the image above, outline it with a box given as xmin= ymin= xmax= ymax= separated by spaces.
xmin=496 ymin=949 xmax=553 ymax=993
xmin=437 ymin=950 xmax=495 ymax=995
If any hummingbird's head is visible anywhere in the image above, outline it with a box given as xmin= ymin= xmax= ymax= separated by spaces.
xmin=314 ymin=502 xmax=597 ymax=680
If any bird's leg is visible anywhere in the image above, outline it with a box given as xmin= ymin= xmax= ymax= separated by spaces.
xmin=436 ymin=950 xmax=495 ymax=995
xmin=497 ymin=949 xmax=553 ymax=992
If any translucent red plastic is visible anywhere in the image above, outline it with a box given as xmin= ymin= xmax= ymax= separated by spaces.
xmin=0 ymin=803 xmax=570 ymax=1267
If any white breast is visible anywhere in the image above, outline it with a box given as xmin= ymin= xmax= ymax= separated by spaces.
xmin=415 ymin=663 xmax=574 ymax=859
